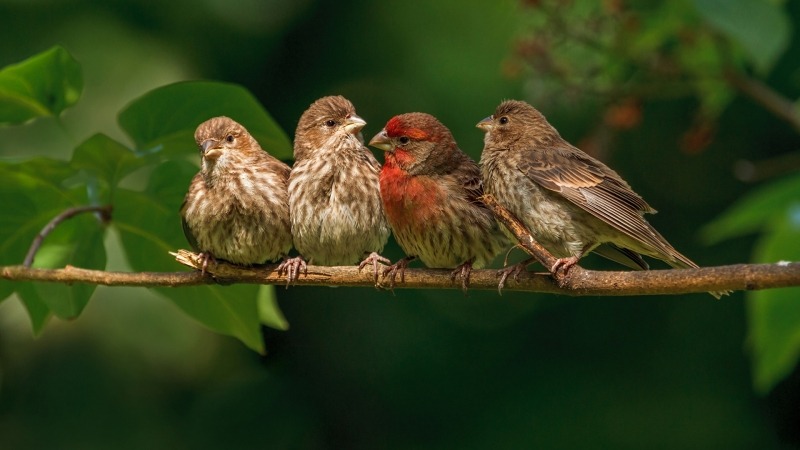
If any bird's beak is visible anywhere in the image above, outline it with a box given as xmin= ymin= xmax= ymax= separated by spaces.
xmin=344 ymin=114 xmax=367 ymax=134
xmin=201 ymin=139 xmax=222 ymax=161
xmin=476 ymin=116 xmax=493 ymax=132
xmin=368 ymin=130 xmax=392 ymax=151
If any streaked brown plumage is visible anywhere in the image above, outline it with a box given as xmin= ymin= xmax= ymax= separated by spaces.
xmin=371 ymin=112 xmax=509 ymax=290
xmin=478 ymin=99 xmax=727 ymax=298
xmin=283 ymin=96 xmax=390 ymax=283
xmin=181 ymin=116 xmax=292 ymax=272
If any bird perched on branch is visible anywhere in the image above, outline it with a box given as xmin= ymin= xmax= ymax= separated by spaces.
xmin=282 ymin=95 xmax=390 ymax=283
xmin=478 ymin=99 xmax=728 ymax=298
xmin=370 ymin=112 xmax=508 ymax=291
xmin=181 ymin=116 xmax=293 ymax=274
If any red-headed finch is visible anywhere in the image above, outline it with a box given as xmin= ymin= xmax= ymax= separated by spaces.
xmin=282 ymin=95 xmax=390 ymax=283
xmin=370 ymin=112 xmax=509 ymax=291
xmin=478 ymin=99 xmax=728 ymax=298
xmin=181 ymin=116 xmax=293 ymax=273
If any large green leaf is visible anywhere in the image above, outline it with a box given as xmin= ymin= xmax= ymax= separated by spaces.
xmin=693 ymin=0 xmax=790 ymax=74
xmin=112 ymin=161 xmax=267 ymax=353
xmin=0 ymin=45 xmax=82 ymax=124
xmin=70 ymin=133 xmax=147 ymax=200
xmin=117 ymin=81 xmax=292 ymax=160
xmin=29 ymin=215 xmax=107 ymax=319
xmin=14 ymin=283 xmax=52 ymax=335
xmin=0 ymin=158 xmax=106 ymax=323
xmin=701 ymin=173 xmax=800 ymax=244
xmin=748 ymin=210 xmax=800 ymax=393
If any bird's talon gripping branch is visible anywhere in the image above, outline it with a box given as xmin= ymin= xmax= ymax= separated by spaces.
xmin=197 ymin=252 xmax=217 ymax=276
xmin=496 ymin=258 xmax=534 ymax=294
xmin=550 ymin=256 xmax=579 ymax=275
xmin=358 ymin=252 xmax=391 ymax=285
xmin=381 ymin=256 xmax=414 ymax=290
xmin=277 ymin=256 xmax=307 ymax=287
xmin=449 ymin=258 xmax=474 ymax=293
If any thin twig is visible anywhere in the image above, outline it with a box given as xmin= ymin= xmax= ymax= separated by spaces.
xmin=725 ymin=71 xmax=800 ymax=134
xmin=23 ymin=205 xmax=112 ymax=268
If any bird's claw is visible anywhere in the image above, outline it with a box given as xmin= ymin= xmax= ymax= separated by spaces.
xmin=197 ymin=252 xmax=217 ymax=276
xmin=450 ymin=258 xmax=474 ymax=293
xmin=381 ymin=257 xmax=413 ymax=291
xmin=496 ymin=258 xmax=534 ymax=294
xmin=358 ymin=252 xmax=391 ymax=285
xmin=550 ymin=256 xmax=579 ymax=275
xmin=277 ymin=256 xmax=307 ymax=287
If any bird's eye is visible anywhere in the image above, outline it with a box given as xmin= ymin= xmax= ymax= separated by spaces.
xmin=499 ymin=116 xmax=509 ymax=125
xmin=325 ymin=120 xmax=336 ymax=127
xmin=226 ymin=135 xmax=234 ymax=143
xmin=399 ymin=136 xmax=410 ymax=145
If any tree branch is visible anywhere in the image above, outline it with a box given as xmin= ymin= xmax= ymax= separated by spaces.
xmin=725 ymin=71 xmax=800 ymax=134
xmin=1 ymin=253 xmax=798 ymax=296
xmin=1 ymin=194 xmax=797 ymax=295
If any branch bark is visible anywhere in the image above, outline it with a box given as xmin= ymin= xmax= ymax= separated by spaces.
xmin=1 ymin=194 xmax=798 ymax=295
xmin=1 ymin=252 xmax=799 ymax=296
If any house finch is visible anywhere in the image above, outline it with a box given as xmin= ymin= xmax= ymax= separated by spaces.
xmin=282 ymin=95 xmax=390 ymax=283
xmin=370 ymin=112 xmax=509 ymax=291
xmin=478 ymin=99 xmax=728 ymax=298
xmin=181 ymin=116 xmax=293 ymax=274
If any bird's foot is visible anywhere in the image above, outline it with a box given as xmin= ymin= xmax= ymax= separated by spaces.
xmin=197 ymin=252 xmax=217 ymax=276
xmin=358 ymin=252 xmax=391 ymax=286
xmin=496 ymin=258 xmax=535 ymax=294
xmin=450 ymin=258 xmax=475 ymax=294
xmin=277 ymin=256 xmax=307 ymax=287
xmin=550 ymin=256 xmax=579 ymax=275
xmin=381 ymin=256 xmax=415 ymax=291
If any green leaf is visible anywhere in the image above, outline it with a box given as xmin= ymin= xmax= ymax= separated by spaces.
xmin=15 ymin=284 xmax=53 ymax=335
xmin=0 ymin=158 xmax=106 ymax=322
xmin=258 ymin=285 xmax=288 ymax=331
xmin=693 ymin=0 xmax=790 ymax=74
xmin=748 ymin=209 xmax=800 ymax=393
xmin=30 ymin=216 xmax=107 ymax=319
xmin=0 ymin=45 xmax=83 ymax=124
xmin=112 ymin=162 xmax=267 ymax=353
xmin=158 ymin=285 xmax=264 ymax=353
xmin=701 ymin=173 xmax=800 ymax=244
xmin=70 ymin=133 xmax=147 ymax=199
xmin=118 ymin=81 xmax=292 ymax=160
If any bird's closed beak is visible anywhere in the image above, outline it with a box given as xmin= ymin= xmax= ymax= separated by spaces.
xmin=476 ymin=116 xmax=493 ymax=132
xmin=201 ymin=139 xmax=222 ymax=160
xmin=368 ymin=130 xmax=392 ymax=151
xmin=344 ymin=114 xmax=367 ymax=134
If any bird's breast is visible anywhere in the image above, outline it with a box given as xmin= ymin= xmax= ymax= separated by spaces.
xmin=380 ymin=164 xmax=443 ymax=230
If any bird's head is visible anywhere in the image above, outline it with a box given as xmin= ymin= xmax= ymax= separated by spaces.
xmin=294 ymin=95 xmax=366 ymax=159
xmin=194 ymin=116 xmax=257 ymax=173
xmin=476 ymin=99 xmax=557 ymax=149
xmin=369 ymin=112 xmax=458 ymax=175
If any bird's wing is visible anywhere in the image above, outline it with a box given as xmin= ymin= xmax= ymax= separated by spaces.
xmin=517 ymin=144 xmax=685 ymax=260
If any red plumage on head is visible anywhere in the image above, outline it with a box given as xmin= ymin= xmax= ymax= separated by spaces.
xmin=385 ymin=115 xmax=432 ymax=141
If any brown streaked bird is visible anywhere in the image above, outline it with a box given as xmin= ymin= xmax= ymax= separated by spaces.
xmin=281 ymin=95 xmax=390 ymax=283
xmin=181 ymin=116 xmax=293 ymax=273
xmin=370 ymin=112 xmax=509 ymax=291
xmin=478 ymin=99 xmax=728 ymax=298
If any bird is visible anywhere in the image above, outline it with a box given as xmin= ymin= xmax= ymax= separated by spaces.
xmin=478 ymin=99 xmax=728 ymax=298
xmin=281 ymin=95 xmax=390 ymax=284
xmin=370 ymin=112 xmax=509 ymax=291
xmin=181 ymin=116 xmax=293 ymax=275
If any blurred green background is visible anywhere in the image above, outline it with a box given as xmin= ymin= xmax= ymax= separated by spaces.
xmin=1 ymin=0 xmax=799 ymax=448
